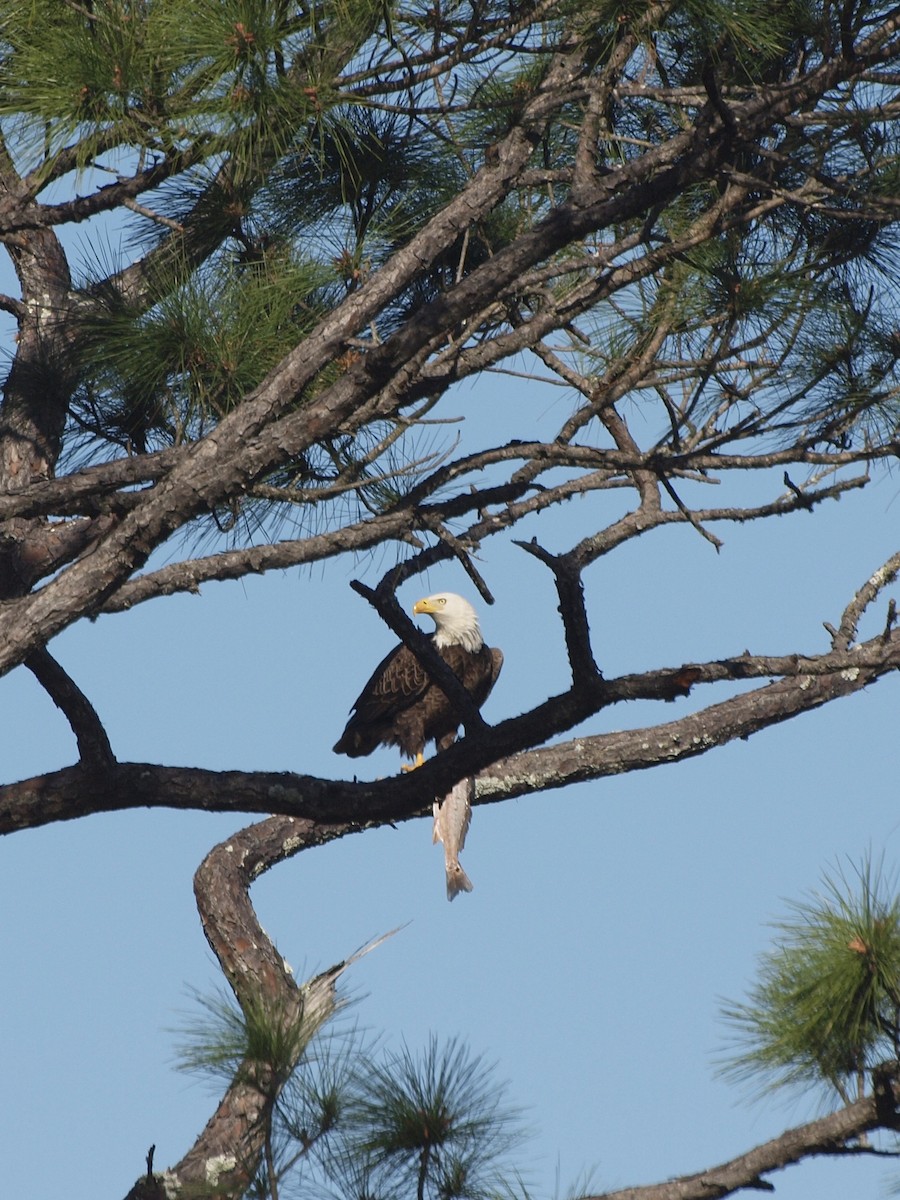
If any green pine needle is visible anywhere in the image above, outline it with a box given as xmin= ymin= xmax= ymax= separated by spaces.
xmin=720 ymin=856 xmax=900 ymax=1103
xmin=337 ymin=1035 xmax=526 ymax=1200
xmin=173 ymin=983 xmax=325 ymax=1094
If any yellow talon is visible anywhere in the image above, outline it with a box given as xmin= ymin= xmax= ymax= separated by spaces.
xmin=401 ymin=752 xmax=426 ymax=772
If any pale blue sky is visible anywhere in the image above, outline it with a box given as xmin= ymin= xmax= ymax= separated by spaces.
xmin=2 ymin=356 xmax=898 ymax=1200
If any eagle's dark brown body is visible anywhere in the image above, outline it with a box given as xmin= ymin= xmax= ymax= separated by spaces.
xmin=333 ymin=637 xmax=503 ymax=760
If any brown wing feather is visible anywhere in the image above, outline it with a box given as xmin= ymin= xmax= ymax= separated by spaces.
xmin=333 ymin=640 xmax=432 ymax=757
xmin=418 ymin=643 xmax=502 ymax=752
xmin=334 ymin=638 xmax=503 ymax=760
xmin=348 ymin=642 xmax=430 ymax=724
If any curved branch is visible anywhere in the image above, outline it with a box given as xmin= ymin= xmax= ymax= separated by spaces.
xmin=583 ymin=1066 xmax=900 ymax=1200
xmin=24 ymin=647 xmax=114 ymax=770
xmin=170 ymin=815 xmax=354 ymax=1198
xmin=126 ymin=811 xmax=393 ymax=1199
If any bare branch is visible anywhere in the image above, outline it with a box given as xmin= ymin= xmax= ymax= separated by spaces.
xmin=98 ymin=509 xmax=421 ymax=611
xmin=514 ymin=538 xmax=602 ymax=690
xmin=833 ymin=550 xmax=900 ymax=650
xmin=174 ymin=814 xmax=394 ymax=1197
xmin=24 ymin=647 xmax=115 ymax=770
xmin=580 ymin=1069 xmax=900 ymax=1200
xmin=1 ymin=625 xmax=897 ymax=837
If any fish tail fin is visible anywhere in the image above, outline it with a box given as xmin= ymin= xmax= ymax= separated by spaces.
xmin=446 ymin=862 xmax=474 ymax=901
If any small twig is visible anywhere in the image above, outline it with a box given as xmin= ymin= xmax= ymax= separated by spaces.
xmin=783 ymin=470 xmax=815 ymax=510
xmin=883 ymin=597 xmax=897 ymax=643
xmin=248 ymin=446 xmax=445 ymax=505
xmin=61 ymin=0 xmax=99 ymax=20
xmin=122 ymin=197 xmax=185 ymax=232
xmin=145 ymin=1146 xmax=155 ymax=1181
xmin=25 ymin=647 xmax=115 ymax=770
xmin=417 ymin=514 xmax=495 ymax=604
xmin=659 ymin=473 xmax=724 ymax=551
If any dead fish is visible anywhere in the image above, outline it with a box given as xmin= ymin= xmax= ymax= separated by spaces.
xmin=433 ymin=776 xmax=474 ymax=900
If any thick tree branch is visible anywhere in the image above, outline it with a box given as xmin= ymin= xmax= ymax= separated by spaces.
xmin=0 ymin=448 xmax=176 ymax=522
xmin=170 ymin=816 xmax=362 ymax=1198
xmin=129 ymin=812 xmax=392 ymax=1199
xmin=1 ymin=626 xmax=896 ymax=836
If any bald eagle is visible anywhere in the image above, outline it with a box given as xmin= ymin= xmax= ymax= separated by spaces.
xmin=333 ymin=592 xmax=503 ymax=768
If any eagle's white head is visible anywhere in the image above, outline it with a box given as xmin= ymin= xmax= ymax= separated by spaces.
xmin=412 ymin=592 xmax=484 ymax=653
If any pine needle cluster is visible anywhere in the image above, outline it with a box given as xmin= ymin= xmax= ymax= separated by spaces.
xmin=721 ymin=858 xmax=900 ymax=1105
xmin=175 ymin=986 xmax=526 ymax=1200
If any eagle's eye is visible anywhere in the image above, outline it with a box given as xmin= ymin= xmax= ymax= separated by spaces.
xmin=438 ymin=597 xmax=446 ymax=605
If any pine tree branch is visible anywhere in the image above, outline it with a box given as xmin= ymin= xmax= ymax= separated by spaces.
xmin=0 ymin=39 xmax=593 ymax=666
xmin=24 ymin=647 xmax=114 ymax=770
xmin=171 ymin=815 xmax=390 ymax=1199
xmin=580 ymin=1066 xmax=900 ymax=1200
xmin=13 ymin=142 xmax=209 ymax=232
xmin=3 ymin=12 xmax=897 ymax=672
xmin=1 ymin=623 xmax=896 ymax=836
xmin=97 ymin=510 xmax=422 ymax=610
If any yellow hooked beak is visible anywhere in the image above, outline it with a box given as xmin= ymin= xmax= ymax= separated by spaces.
xmin=413 ymin=597 xmax=439 ymax=615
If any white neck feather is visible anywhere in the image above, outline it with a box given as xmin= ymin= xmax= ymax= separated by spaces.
xmin=431 ymin=599 xmax=484 ymax=653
